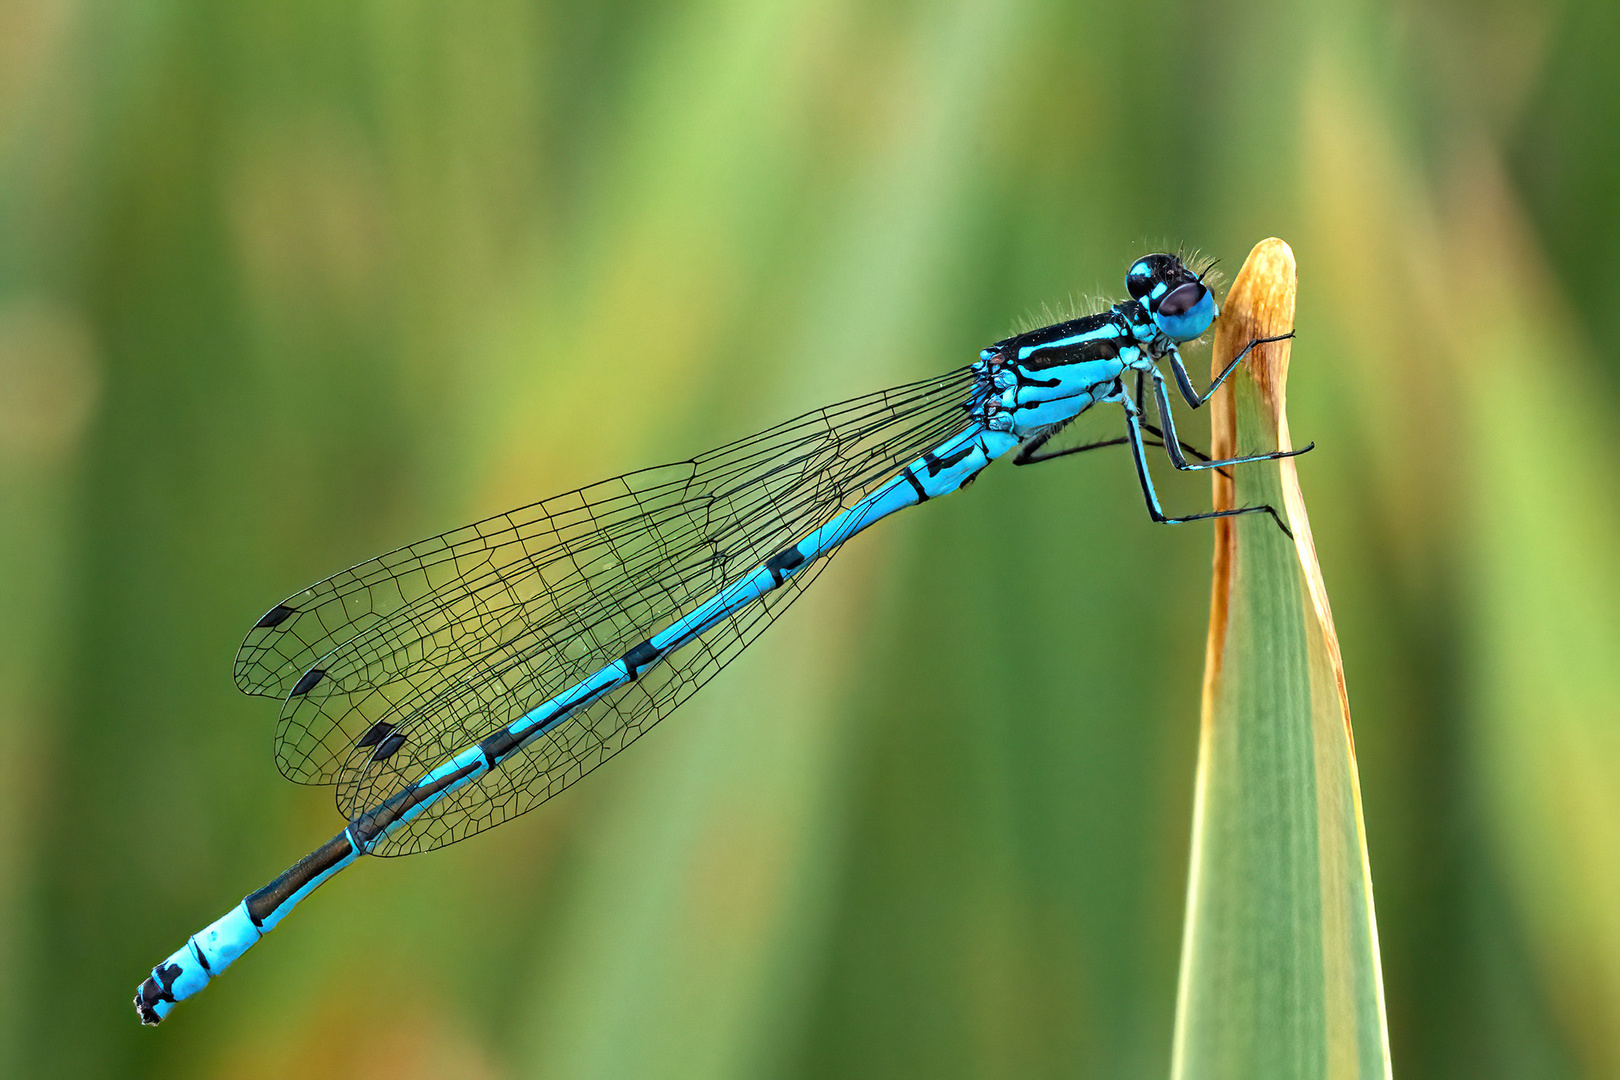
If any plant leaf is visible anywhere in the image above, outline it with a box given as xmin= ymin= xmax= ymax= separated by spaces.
xmin=1170 ymin=239 xmax=1393 ymax=1080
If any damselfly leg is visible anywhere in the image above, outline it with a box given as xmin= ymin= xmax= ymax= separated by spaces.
xmin=1014 ymin=371 xmax=1222 ymax=467
xmin=1167 ymin=331 xmax=1295 ymax=408
xmin=1147 ymin=368 xmax=1315 ymax=473
xmin=1118 ymin=383 xmax=1295 ymax=538
xmin=1011 ymin=425 xmax=1216 ymax=467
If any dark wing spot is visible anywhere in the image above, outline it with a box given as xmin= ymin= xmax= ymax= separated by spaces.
xmin=374 ymin=732 xmax=407 ymax=760
xmin=356 ymin=721 xmax=395 ymax=748
xmin=290 ymin=668 xmax=326 ymax=697
xmin=254 ymin=604 xmax=296 ymax=629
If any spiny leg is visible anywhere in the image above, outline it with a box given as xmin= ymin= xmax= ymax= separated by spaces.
xmin=1013 ymin=425 xmax=1220 ymax=467
xmin=1148 ymin=366 xmax=1313 ymax=473
xmin=1120 ymin=389 xmax=1294 ymax=538
xmin=1012 ymin=428 xmax=1129 ymax=464
xmin=1167 ymin=331 xmax=1295 ymax=408
xmin=1134 ymin=368 xmax=1228 ymax=474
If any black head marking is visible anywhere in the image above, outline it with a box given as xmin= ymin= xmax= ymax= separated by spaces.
xmin=1125 ymin=252 xmax=1201 ymax=311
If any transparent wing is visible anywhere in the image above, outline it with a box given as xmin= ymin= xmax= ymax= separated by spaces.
xmin=237 ymin=367 xmax=981 ymax=854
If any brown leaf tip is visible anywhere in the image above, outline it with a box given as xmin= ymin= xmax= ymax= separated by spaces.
xmin=1215 ymin=238 xmax=1298 ymax=413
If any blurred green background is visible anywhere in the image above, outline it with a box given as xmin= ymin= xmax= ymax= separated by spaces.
xmin=3 ymin=0 xmax=1618 ymax=1077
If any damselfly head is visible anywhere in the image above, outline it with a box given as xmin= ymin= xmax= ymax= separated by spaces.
xmin=1126 ymin=253 xmax=1217 ymax=342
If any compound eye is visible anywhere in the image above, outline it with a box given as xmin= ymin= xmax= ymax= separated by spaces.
xmin=1158 ymin=282 xmax=1206 ymax=318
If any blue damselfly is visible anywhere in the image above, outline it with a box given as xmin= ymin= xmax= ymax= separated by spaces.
xmin=135 ymin=252 xmax=1307 ymax=1024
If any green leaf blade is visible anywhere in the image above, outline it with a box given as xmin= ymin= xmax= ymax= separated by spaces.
xmin=1172 ymin=239 xmax=1392 ymax=1080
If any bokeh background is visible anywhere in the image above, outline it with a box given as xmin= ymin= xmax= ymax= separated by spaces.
xmin=3 ymin=0 xmax=1618 ymax=1077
